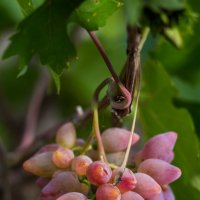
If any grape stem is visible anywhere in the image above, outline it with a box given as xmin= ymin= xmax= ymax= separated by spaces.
xmin=92 ymin=105 xmax=107 ymax=162
xmin=88 ymin=31 xmax=131 ymax=109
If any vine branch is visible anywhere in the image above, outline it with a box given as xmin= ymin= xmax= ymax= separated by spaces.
xmin=17 ymin=70 xmax=49 ymax=152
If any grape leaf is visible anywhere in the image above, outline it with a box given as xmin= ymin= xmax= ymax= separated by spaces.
xmin=139 ymin=60 xmax=200 ymax=199
xmin=3 ymin=0 xmax=83 ymax=79
xmin=70 ymin=0 xmax=124 ymax=30
xmin=16 ymin=0 xmax=34 ymax=16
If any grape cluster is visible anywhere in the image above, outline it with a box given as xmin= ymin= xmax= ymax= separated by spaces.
xmin=23 ymin=122 xmax=181 ymax=200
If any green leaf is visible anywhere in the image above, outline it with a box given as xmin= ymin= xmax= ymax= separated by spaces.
xmin=70 ymin=0 xmax=124 ymax=30
xmin=4 ymin=0 xmax=83 ymax=76
xmin=146 ymin=0 xmax=185 ymax=12
xmin=17 ymin=0 xmax=34 ymax=16
xmin=139 ymin=60 xmax=200 ymax=199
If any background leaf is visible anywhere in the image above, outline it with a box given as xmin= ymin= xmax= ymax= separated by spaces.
xmin=139 ymin=60 xmax=200 ymax=199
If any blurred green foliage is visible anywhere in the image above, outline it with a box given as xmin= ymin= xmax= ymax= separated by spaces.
xmin=0 ymin=0 xmax=200 ymax=199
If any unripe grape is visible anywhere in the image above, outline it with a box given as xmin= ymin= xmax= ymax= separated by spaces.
xmin=111 ymin=167 xmax=137 ymax=193
xmin=133 ymin=173 xmax=161 ymax=199
xmin=52 ymin=147 xmax=74 ymax=169
xmin=57 ymin=192 xmax=87 ymax=200
xmin=163 ymin=187 xmax=175 ymax=200
xmin=138 ymin=159 xmax=181 ymax=185
xmin=96 ymin=184 xmax=121 ymax=200
xmin=101 ymin=128 xmax=140 ymax=153
xmin=23 ymin=152 xmax=58 ymax=177
xmin=41 ymin=171 xmax=82 ymax=199
xmin=56 ymin=122 xmax=76 ymax=148
xmin=121 ymin=191 xmax=144 ymax=200
xmin=86 ymin=161 xmax=112 ymax=185
xmin=107 ymin=151 xmax=125 ymax=166
xmin=142 ymin=132 xmax=177 ymax=163
xmin=71 ymin=155 xmax=92 ymax=176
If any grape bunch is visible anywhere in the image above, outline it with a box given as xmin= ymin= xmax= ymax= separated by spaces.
xmin=23 ymin=122 xmax=181 ymax=200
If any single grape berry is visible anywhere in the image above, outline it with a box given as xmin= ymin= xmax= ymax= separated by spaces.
xmin=71 ymin=155 xmax=93 ymax=176
xmin=133 ymin=173 xmax=161 ymax=199
xmin=52 ymin=147 xmax=74 ymax=169
xmin=40 ymin=171 xmax=82 ymax=199
xmin=111 ymin=167 xmax=137 ymax=193
xmin=140 ymin=132 xmax=177 ymax=163
xmin=96 ymin=184 xmax=121 ymax=200
xmin=56 ymin=122 xmax=77 ymax=148
xmin=138 ymin=158 xmax=181 ymax=185
xmin=57 ymin=192 xmax=87 ymax=200
xmin=121 ymin=191 xmax=144 ymax=200
xmin=23 ymin=152 xmax=58 ymax=177
xmin=86 ymin=161 xmax=112 ymax=185
xmin=101 ymin=128 xmax=140 ymax=153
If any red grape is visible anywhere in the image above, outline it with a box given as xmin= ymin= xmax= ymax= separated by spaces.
xmin=111 ymin=167 xmax=137 ymax=193
xmin=96 ymin=184 xmax=121 ymax=200
xmin=71 ymin=155 xmax=92 ymax=176
xmin=52 ymin=147 xmax=74 ymax=169
xmin=86 ymin=161 xmax=112 ymax=185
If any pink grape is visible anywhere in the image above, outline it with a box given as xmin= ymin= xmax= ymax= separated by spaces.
xmin=23 ymin=152 xmax=58 ymax=177
xmin=101 ymin=127 xmax=140 ymax=153
xmin=56 ymin=122 xmax=77 ymax=148
xmin=111 ymin=167 xmax=137 ymax=193
xmin=138 ymin=158 xmax=181 ymax=185
xmin=133 ymin=173 xmax=161 ymax=199
xmin=141 ymin=132 xmax=177 ymax=163
xmin=86 ymin=161 xmax=112 ymax=185
xmin=52 ymin=147 xmax=74 ymax=169
xmin=146 ymin=192 xmax=165 ymax=200
xmin=96 ymin=184 xmax=121 ymax=200
xmin=57 ymin=192 xmax=87 ymax=200
xmin=71 ymin=155 xmax=93 ymax=176
xmin=40 ymin=171 xmax=82 ymax=199
xmin=121 ymin=191 xmax=144 ymax=200
xmin=163 ymin=187 xmax=175 ymax=200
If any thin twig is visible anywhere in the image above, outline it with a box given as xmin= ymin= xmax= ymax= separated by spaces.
xmin=17 ymin=70 xmax=49 ymax=152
